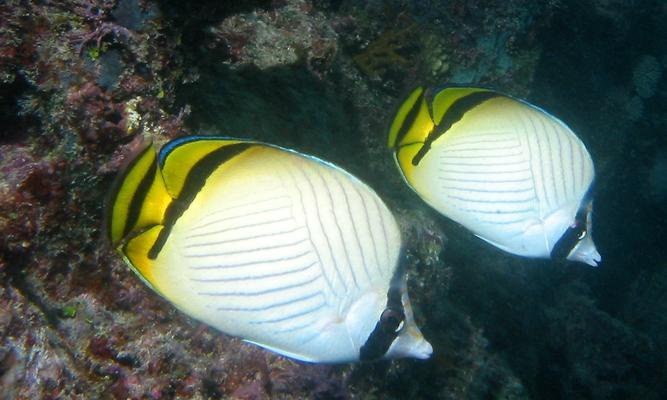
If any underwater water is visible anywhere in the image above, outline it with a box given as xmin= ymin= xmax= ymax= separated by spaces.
xmin=1 ymin=0 xmax=666 ymax=399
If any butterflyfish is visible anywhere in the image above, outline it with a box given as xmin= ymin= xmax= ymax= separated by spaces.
xmin=107 ymin=136 xmax=432 ymax=363
xmin=388 ymin=86 xmax=601 ymax=266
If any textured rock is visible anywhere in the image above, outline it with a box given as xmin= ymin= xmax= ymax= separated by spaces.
xmin=2 ymin=0 xmax=666 ymax=399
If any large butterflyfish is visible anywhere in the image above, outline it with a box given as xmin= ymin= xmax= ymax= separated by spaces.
xmin=388 ymin=85 xmax=601 ymax=266
xmin=107 ymin=136 xmax=432 ymax=363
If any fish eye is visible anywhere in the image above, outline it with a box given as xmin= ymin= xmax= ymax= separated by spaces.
xmin=578 ymin=230 xmax=587 ymax=240
xmin=380 ymin=308 xmax=405 ymax=333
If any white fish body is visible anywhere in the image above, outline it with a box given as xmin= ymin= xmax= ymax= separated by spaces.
xmin=388 ymin=87 xmax=601 ymax=266
xmin=108 ymin=137 xmax=432 ymax=363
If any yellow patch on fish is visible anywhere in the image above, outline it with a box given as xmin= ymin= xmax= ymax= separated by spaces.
xmin=388 ymin=86 xmax=601 ymax=266
xmin=107 ymin=136 xmax=432 ymax=362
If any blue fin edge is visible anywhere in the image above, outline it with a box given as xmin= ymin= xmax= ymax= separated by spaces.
xmin=157 ymin=135 xmax=238 ymax=167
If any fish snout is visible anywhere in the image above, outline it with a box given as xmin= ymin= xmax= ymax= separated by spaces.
xmin=412 ymin=336 xmax=434 ymax=359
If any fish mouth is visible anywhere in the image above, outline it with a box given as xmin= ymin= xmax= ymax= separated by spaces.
xmin=593 ymin=249 xmax=601 ymax=262
xmin=588 ymin=249 xmax=602 ymax=266
xmin=412 ymin=339 xmax=433 ymax=359
xmin=569 ymin=247 xmax=601 ymax=267
xmin=396 ymin=327 xmax=433 ymax=360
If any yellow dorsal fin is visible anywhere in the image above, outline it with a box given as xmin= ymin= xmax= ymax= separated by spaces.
xmin=406 ymin=86 xmax=501 ymax=166
xmin=158 ymin=137 xmax=248 ymax=198
xmin=430 ymin=86 xmax=493 ymax=125
xmin=120 ymin=225 xmax=164 ymax=294
xmin=108 ymin=144 xmax=172 ymax=245
xmin=388 ymin=87 xmax=435 ymax=149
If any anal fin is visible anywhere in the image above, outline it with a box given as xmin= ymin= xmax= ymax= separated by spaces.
xmin=120 ymin=225 xmax=165 ymax=294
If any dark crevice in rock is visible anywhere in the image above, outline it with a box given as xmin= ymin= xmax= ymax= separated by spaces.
xmin=156 ymin=0 xmax=273 ymax=67
xmin=4 ymin=257 xmax=61 ymax=330
xmin=0 ymin=74 xmax=37 ymax=144
xmin=3 ymin=258 xmax=99 ymax=391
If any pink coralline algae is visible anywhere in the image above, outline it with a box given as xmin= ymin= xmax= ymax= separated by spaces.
xmin=66 ymin=82 xmax=129 ymax=147
xmin=207 ymin=0 xmax=339 ymax=76
xmin=0 ymin=0 xmax=540 ymax=398
xmin=0 ymin=146 xmax=65 ymax=262
xmin=4 ymin=0 xmax=662 ymax=399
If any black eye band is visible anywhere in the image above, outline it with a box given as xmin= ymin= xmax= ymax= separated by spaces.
xmin=551 ymin=204 xmax=588 ymax=260
xmin=359 ymin=285 xmax=405 ymax=361
xmin=359 ymin=309 xmax=404 ymax=361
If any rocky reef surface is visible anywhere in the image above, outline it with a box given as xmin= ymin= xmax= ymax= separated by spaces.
xmin=1 ymin=0 xmax=666 ymax=399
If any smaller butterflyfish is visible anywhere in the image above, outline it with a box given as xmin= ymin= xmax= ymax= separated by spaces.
xmin=107 ymin=136 xmax=432 ymax=363
xmin=388 ymin=85 xmax=601 ymax=266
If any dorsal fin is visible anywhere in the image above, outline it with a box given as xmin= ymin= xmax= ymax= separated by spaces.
xmin=149 ymin=136 xmax=256 ymax=260
xmin=158 ymin=136 xmax=249 ymax=198
xmin=411 ymin=87 xmax=500 ymax=165
xmin=429 ymin=86 xmax=494 ymax=125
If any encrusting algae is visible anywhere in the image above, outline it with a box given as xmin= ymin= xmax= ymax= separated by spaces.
xmin=1 ymin=0 xmax=667 ymax=399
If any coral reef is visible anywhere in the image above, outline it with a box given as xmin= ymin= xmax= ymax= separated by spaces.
xmin=2 ymin=0 xmax=667 ymax=399
xmin=343 ymin=0 xmax=557 ymax=92
xmin=352 ymin=24 xmax=418 ymax=80
xmin=207 ymin=0 xmax=338 ymax=76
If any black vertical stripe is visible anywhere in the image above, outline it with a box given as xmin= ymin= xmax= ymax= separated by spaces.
xmin=550 ymin=197 xmax=590 ymax=260
xmin=393 ymin=90 xmax=426 ymax=149
xmin=123 ymin=156 xmax=158 ymax=239
xmin=148 ymin=143 xmax=253 ymax=259
xmin=412 ymin=91 xmax=501 ymax=166
xmin=359 ymin=255 xmax=406 ymax=361
xmin=106 ymin=144 xmax=154 ymax=243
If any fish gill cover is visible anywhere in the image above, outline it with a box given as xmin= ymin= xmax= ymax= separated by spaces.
xmin=0 ymin=0 xmax=666 ymax=399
